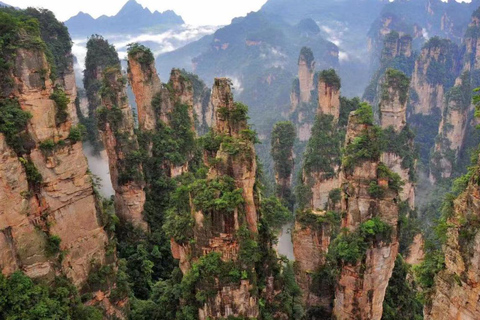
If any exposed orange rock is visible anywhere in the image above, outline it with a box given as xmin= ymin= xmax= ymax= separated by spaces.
xmin=98 ymin=67 xmax=147 ymax=231
xmin=424 ymin=157 xmax=480 ymax=319
xmin=0 ymin=46 xmax=108 ymax=288
xmin=127 ymin=50 xmax=161 ymax=131
xmin=333 ymin=110 xmax=400 ymax=320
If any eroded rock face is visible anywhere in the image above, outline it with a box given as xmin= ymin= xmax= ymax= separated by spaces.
xmin=292 ymin=214 xmax=332 ymax=307
xmin=98 ymin=67 xmax=147 ymax=231
xmin=298 ymin=49 xmax=315 ymax=104
xmin=379 ymin=70 xmax=415 ymax=207
xmin=318 ymin=78 xmax=340 ymax=120
xmin=198 ymin=281 xmax=259 ymax=320
xmin=170 ymin=78 xmax=260 ymax=319
xmin=405 ymin=233 xmax=425 ymax=266
xmin=1 ymin=47 xmax=108 ymax=288
xmin=430 ymin=73 xmax=470 ymax=183
xmin=424 ymin=158 xmax=480 ymax=320
xmin=410 ymin=39 xmax=459 ymax=115
xmin=333 ymin=111 xmax=400 ymax=320
xmin=127 ymin=51 xmax=161 ymax=131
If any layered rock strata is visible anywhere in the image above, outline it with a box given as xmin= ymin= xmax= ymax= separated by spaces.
xmin=1 ymin=40 xmax=108 ymax=288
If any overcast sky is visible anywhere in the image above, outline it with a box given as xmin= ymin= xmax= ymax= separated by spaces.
xmin=11 ymin=0 xmax=269 ymax=25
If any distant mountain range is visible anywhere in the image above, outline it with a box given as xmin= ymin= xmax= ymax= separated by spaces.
xmin=0 ymin=1 xmax=18 ymax=9
xmin=65 ymin=0 xmax=184 ymax=37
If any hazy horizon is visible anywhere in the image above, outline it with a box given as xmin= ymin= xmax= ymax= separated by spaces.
xmin=11 ymin=0 xmax=269 ymax=26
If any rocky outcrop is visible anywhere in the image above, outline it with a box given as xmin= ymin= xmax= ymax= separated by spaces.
xmin=424 ymin=157 xmax=480 ymax=320
xmin=293 ymin=70 xmax=344 ymax=311
xmin=0 ymin=43 xmax=108 ymax=288
xmin=290 ymin=47 xmax=317 ymax=142
xmin=430 ymin=73 xmax=471 ymax=182
xmin=300 ymin=69 xmax=343 ymax=210
xmin=405 ymin=233 xmax=425 ymax=266
xmin=363 ymin=31 xmax=414 ymax=109
xmin=296 ymin=47 xmax=315 ymax=105
xmin=410 ymin=37 xmax=460 ymax=116
xmin=98 ymin=66 xmax=147 ymax=230
xmin=333 ymin=106 xmax=400 ymax=320
xmin=292 ymin=210 xmax=334 ymax=308
xmin=169 ymin=78 xmax=262 ymax=319
xmin=318 ymin=70 xmax=340 ymax=121
xmin=127 ymin=46 xmax=161 ymax=131
xmin=380 ymin=69 xmax=416 ymax=207
xmin=463 ymin=8 xmax=480 ymax=73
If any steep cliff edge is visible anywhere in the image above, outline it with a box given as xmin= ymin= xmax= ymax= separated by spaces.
xmin=424 ymin=156 xmax=480 ymax=320
xmin=168 ymin=78 xmax=261 ymax=319
xmin=0 ymin=9 xmax=109 ymax=290
xmin=127 ymin=43 xmax=162 ymax=131
xmin=364 ymin=31 xmax=414 ymax=108
xmin=333 ymin=104 xmax=401 ymax=320
xmin=290 ymin=47 xmax=318 ymax=142
xmin=380 ymin=69 xmax=416 ymax=207
xmin=430 ymin=72 xmax=472 ymax=182
xmin=293 ymin=71 xmax=359 ymax=313
xmin=97 ymin=66 xmax=147 ymax=230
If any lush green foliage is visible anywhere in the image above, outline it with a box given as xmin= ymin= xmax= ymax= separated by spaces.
xmin=329 ymin=218 xmax=393 ymax=265
xmin=383 ymin=255 xmax=423 ymax=320
xmin=383 ymin=125 xmax=417 ymax=181
xmin=0 ymin=272 xmax=102 ymax=320
xmin=382 ymin=68 xmax=410 ymax=105
xmin=82 ymin=35 xmax=120 ymax=153
xmin=0 ymin=99 xmax=33 ymax=154
xmin=127 ymin=43 xmax=155 ymax=67
xmin=343 ymin=126 xmax=383 ymax=173
xmin=23 ymin=8 xmax=72 ymax=80
xmin=319 ymin=68 xmax=341 ymax=90
xmin=354 ymin=102 xmax=374 ymax=125
xmin=68 ymin=124 xmax=87 ymax=142
xmin=271 ymin=121 xmax=295 ymax=205
xmin=0 ymin=8 xmax=45 ymax=95
xmin=303 ymin=114 xmax=342 ymax=177
xmin=45 ymin=235 xmax=61 ymax=256
xmin=260 ymin=196 xmax=293 ymax=231
xmin=50 ymin=87 xmax=70 ymax=125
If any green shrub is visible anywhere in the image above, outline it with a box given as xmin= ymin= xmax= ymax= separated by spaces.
xmin=50 ymin=87 xmax=69 ymax=125
xmin=359 ymin=217 xmax=393 ymax=243
xmin=0 ymin=99 xmax=33 ymax=153
xmin=68 ymin=124 xmax=86 ymax=142
xmin=46 ymin=235 xmax=61 ymax=256
xmin=318 ymin=69 xmax=341 ymax=90
xmin=39 ymin=139 xmax=55 ymax=152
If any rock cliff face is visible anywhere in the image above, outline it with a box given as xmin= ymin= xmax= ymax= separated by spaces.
xmin=424 ymin=157 xmax=480 ymax=320
xmin=318 ymin=72 xmax=340 ymax=121
xmin=333 ymin=107 xmax=400 ymax=320
xmin=363 ymin=32 xmax=414 ymax=109
xmin=463 ymin=8 xmax=480 ymax=73
xmin=290 ymin=47 xmax=317 ymax=142
xmin=379 ymin=69 xmax=416 ymax=207
xmin=97 ymin=66 xmax=147 ymax=230
xmin=430 ymin=73 xmax=471 ymax=182
xmin=127 ymin=47 xmax=161 ymax=131
xmin=169 ymin=78 xmax=263 ymax=319
xmin=0 ymin=42 xmax=108 ymax=288
xmin=293 ymin=70 xmax=344 ymax=311
xmin=292 ymin=47 xmax=315 ymax=108
xmin=410 ymin=38 xmax=460 ymax=116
